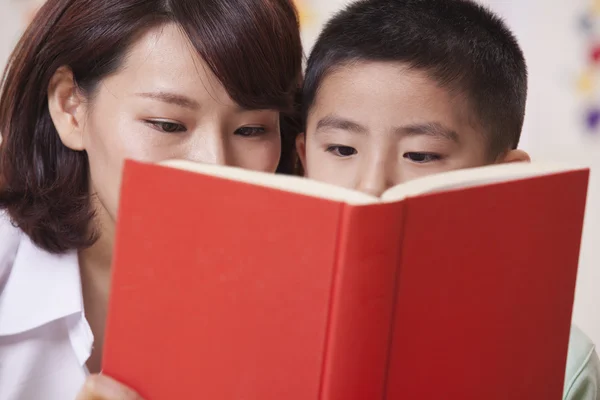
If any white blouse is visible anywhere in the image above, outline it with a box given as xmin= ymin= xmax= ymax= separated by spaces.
xmin=0 ymin=213 xmax=92 ymax=400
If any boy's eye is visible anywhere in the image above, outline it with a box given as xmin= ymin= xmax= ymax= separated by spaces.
xmin=147 ymin=120 xmax=187 ymax=133
xmin=235 ymin=126 xmax=266 ymax=137
xmin=403 ymin=152 xmax=441 ymax=163
xmin=326 ymin=145 xmax=357 ymax=157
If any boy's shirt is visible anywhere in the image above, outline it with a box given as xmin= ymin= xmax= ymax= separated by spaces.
xmin=565 ymin=326 xmax=600 ymax=400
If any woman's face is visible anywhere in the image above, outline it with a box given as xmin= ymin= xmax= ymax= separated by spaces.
xmin=49 ymin=23 xmax=282 ymax=225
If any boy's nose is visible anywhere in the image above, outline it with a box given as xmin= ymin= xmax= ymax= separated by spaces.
xmin=356 ymin=161 xmax=394 ymax=197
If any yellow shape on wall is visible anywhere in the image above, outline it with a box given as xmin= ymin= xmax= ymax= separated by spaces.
xmin=578 ymin=69 xmax=595 ymax=95
xmin=294 ymin=0 xmax=314 ymax=27
xmin=593 ymin=0 xmax=600 ymax=15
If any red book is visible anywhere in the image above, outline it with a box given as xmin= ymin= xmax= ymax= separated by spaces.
xmin=103 ymin=160 xmax=589 ymax=400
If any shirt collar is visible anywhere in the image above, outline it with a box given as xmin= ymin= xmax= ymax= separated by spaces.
xmin=0 ymin=230 xmax=85 ymax=336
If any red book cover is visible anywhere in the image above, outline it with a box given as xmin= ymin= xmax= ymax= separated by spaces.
xmin=103 ymin=160 xmax=589 ymax=399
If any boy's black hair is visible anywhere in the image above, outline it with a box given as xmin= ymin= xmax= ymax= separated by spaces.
xmin=303 ymin=0 xmax=528 ymax=157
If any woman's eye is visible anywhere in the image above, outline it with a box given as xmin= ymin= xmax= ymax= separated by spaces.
xmin=147 ymin=120 xmax=187 ymax=133
xmin=326 ymin=145 xmax=357 ymax=157
xmin=403 ymin=152 xmax=442 ymax=163
xmin=235 ymin=126 xmax=266 ymax=137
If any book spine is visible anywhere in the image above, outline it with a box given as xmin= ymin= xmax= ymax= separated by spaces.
xmin=318 ymin=202 xmax=406 ymax=400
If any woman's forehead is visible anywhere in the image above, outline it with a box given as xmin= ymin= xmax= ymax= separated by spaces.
xmin=105 ymin=24 xmax=235 ymax=107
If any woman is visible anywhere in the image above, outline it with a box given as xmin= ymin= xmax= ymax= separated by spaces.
xmin=0 ymin=0 xmax=302 ymax=398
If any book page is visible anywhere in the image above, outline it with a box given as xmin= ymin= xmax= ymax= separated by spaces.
xmin=380 ymin=162 xmax=587 ymax=202
xmin=159 ymin=160 xmax=378 ymax=205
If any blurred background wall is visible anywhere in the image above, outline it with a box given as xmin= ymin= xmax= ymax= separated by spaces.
xmin=2 ymin=0 xmax=599 ymax=345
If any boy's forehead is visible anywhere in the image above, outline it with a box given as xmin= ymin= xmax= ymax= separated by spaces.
xmin=308 ymin=60 xmax=475 ymax=135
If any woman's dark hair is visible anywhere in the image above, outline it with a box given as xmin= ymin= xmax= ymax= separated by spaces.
xmin=0 ymin=0 xmax=303 ymax=254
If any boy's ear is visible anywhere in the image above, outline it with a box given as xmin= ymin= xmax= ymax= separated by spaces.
xmin=48 ymin=66 xmax=87 ymax=151
xmin=296 ymin=132 xmax=307 ymax=174
xmin=499 ymin=149 xmax=531 ymax=164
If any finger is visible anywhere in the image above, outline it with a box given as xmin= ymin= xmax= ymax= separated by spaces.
xmin=76 ymin=374 xmax=143 ymax=400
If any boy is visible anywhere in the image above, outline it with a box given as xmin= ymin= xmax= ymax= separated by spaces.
xmin=296 ymin=0 xmax=600 ymax=398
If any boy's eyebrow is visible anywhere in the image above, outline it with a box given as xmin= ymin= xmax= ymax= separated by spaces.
xmin=397 ymin=122 xmax=459 ymax=142
xmin=315 ymin=115 xmax=367 ymax=134
xmin=315 ymin=115 xmax=459 ymax=142
xmin=134 ymin=91 xmax=200 ymax=110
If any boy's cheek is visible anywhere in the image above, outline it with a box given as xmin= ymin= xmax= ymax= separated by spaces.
xmin=305 ymin=155 xmax=357 ymax=191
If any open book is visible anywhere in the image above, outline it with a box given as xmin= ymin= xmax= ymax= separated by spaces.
xmin=103 ymin=160 xmax=589 ymax=400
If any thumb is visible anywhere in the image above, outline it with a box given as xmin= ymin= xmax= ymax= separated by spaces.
xmin=76 ymin=374 xmax=143 ymax=400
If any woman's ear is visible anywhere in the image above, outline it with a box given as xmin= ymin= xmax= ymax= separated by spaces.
xmin=296 ymin=132 xmax=307 ymax=175
xmin=47 ymin=66 xmax=86 ymax=151
xmin=499 ymin=149 xmax=531 ymax=164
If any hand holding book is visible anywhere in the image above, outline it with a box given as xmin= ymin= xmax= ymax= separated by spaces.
xmin=76 ymin=375 xmax=143 ymax=400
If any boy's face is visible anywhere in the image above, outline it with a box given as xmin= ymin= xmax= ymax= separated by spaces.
xmin=297 ymin=61 xmax=528 ymax=196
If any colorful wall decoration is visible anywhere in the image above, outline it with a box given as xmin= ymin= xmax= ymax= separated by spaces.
xmin=577 ymin=0 xmax=600 ymax=134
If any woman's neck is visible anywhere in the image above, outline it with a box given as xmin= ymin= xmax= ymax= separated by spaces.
xmin=78 ymin=205 xmax=115 ymax=374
